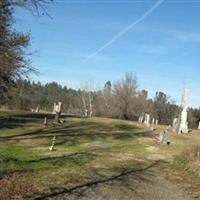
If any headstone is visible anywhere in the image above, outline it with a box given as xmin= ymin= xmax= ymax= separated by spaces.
xmin=172 ymin=118 xmax=178 ymax=133
xmin=144 ymin=113 xmax=150 ymax=127
xmin=178 ymin=87 xmax=189 ymax=134
xmin=159 ymin=129 xmax=168 ymax=144
xmin=49 ymin=136 xmax=56 ymax=151
xmin=54 ymin=102 xmax=62 ymax=123
xmin=141 ymin=114 xmax=144 ymax=123
xmin=44 ymin=117 xmax=47 ymax=127
xmin=139 ymin=113 xmax=144 ymax=123
xmin=152 ymin=118 xmax=155 ymax=125
xmin=162 ymin=130 xmax=168 ymax=144
xmin=84 ymin=109 xmax=88 ymax=117
xmin=198 ymin=121 xmax=200 ymax=130
xmin=89 ymin=99 xmax=93 ymax=118
xmin=155 ymin=119 xmax=158 ymax=126
xmin=35 ymin=106 xmax=40 ymax=113
xmin=89 ymin=107 xmax=93 ymax=118
xmin=144 ymin=113 xmax=147 ymax=125
xmin=52 ymin=102 xmax=56 ymax=114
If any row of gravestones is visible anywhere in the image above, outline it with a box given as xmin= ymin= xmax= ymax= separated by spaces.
xmin=138 ymin=113 xmax=159 ymax=128
xmin=33 ymin=102 xmax=92 ymax=118
xmin=139 ymin=87 xmax=195 ymax=135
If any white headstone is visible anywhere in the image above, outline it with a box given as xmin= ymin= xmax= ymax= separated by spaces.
xmin=198 ymin=121 xmax=200 ymax=130
xmin=54 ymin=102 xmax=62 ymax=113
xmin=144 ymin=113 xmax=150 ymax=127
xmin=35 ymin=106 xmax=40 ymax=113
xmin=84 ymin=109 xmax=88 ymax=117
xmin=152 ymin=118 xmax=155 ymax=125
xmin=155 ymin=119 xmax=158 ymax=126
xmin=52 ymin=102 xmax=56 ymax=114
xmin=172 ymin=118 xmax=178 ymax=133
xmin=138 ymin=113 xmax=144 ymax=123
xmin=144 ymin=113 xmax=147 ymax=125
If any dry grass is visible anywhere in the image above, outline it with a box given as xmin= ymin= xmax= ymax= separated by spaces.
xmin=1 ymin=110 xmax=200 ymax=199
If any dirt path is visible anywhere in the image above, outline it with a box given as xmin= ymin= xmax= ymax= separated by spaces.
xmin=32 ymin=161 xmax=193 ymax=200
xmin=61 ymin=167 xmax=192 ymax=200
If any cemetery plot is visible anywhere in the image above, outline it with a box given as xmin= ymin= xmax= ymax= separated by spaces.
xmin=0 ymin=110 xmax=200 ymax=199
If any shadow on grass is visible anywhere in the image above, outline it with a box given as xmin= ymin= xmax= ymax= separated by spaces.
xmin=30 ymin=160 xmax=162 ymax=200
xmin=0 ymin=111 xmax=70 ymax=130
xmin=0 ymin=151 xmax=96 ymax=178
xmin=0 ymin=128 xmax=151 ymax=145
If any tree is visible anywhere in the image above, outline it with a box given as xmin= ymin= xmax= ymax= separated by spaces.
xmin=113 ymin=73 xmax=138 ymax=119
xmin=0 ymin=0 xmax=52 ymax=99
xmin=153 ymin=91 xmax=179 ymax=125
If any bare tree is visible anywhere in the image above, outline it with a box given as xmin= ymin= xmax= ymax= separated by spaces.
xmin=78 ymin=81 xmax=94 ymax=117
xmin=113 ymin=73 xmax=138 ymax=119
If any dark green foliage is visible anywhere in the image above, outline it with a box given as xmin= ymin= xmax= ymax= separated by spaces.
xmin=0 ymin=0 xmax=52 ymax=99
xmin=153 ymin=92 xmax=180 ymax=125
xmin=0 ymin=0 xmax=33 ymax=98
xmin=3 ymin=79 xmax=80 ymax=113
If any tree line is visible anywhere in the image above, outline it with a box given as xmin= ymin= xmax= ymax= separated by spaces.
xmin=1 ymin=73 xmax=200 ymax=129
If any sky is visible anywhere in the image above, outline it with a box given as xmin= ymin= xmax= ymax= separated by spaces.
xmin=14 ymin=0 xmax=200 ymax=108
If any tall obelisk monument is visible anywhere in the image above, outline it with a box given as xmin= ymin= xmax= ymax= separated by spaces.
xmin=178 ymin=87 xmax=189 ymax=134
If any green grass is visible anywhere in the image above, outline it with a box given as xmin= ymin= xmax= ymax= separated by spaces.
xmin=1 ymin=110 xmax=200 ymax=199
xmin=0 ymin=145 xmax=95 ymax=176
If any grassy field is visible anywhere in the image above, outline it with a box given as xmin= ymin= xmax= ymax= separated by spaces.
xmin=0 ymin=110 xmax=200 ymax=199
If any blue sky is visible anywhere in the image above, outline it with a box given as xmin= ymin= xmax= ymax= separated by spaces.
xmin=14 ymin=0 xmax=200 ymax=107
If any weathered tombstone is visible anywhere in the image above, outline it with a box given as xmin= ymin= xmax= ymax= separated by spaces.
xmin=138 ymin=113 xmax=144 ymax=123
xmin=147 ymin=114 xmax=150 ymax=127
xmin=152 ymin=118 xmax=155 ymax=125
xmin=89 ymin=98 xmax=93 ymax=118
xmin=84 ymin=109 xmax=88 ymax=117
xmin=178 ymin=87 xmax=189 ymax=134
xmin=155 ymin=119 xmax=158 ymax=126
xmin=159 ymin=129 xmax=168 ymax=144
xmin=49 ymin=136 xmax=56 ymax=151
xmin=89 ymin=107 xmax=93 ymax=118
xmin=159 ymin=131 xmax=164 ymax=142
xmin=198 ymin=121 xmax=200 ymax=130
xmin=162 ymin=130 xmax=168 ymax=144
xmin=141 ymin=114 xmax=144 ymax=123
xmin=144 ymin=113 xmax=147 ymax=124
xmin=54 ymin=102 xmax=62 ymax=123
xmin=172 ymin=118 xmax=178 ymax=133
xmin=52 ymin=102 xmax=56 ymax=114
xmin=150 ymin=118 xmax=155 ymax=130
xmin=144 ymin=113 xmax=150 ymax=127
xmin=35 ymin=106 xmax=40 ymax=113
xmin=44 ymin=117 xmax=47 ymax=128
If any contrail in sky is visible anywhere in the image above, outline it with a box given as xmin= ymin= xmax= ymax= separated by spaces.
xmin=84 ymin=0 xmax=164 ymax=61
